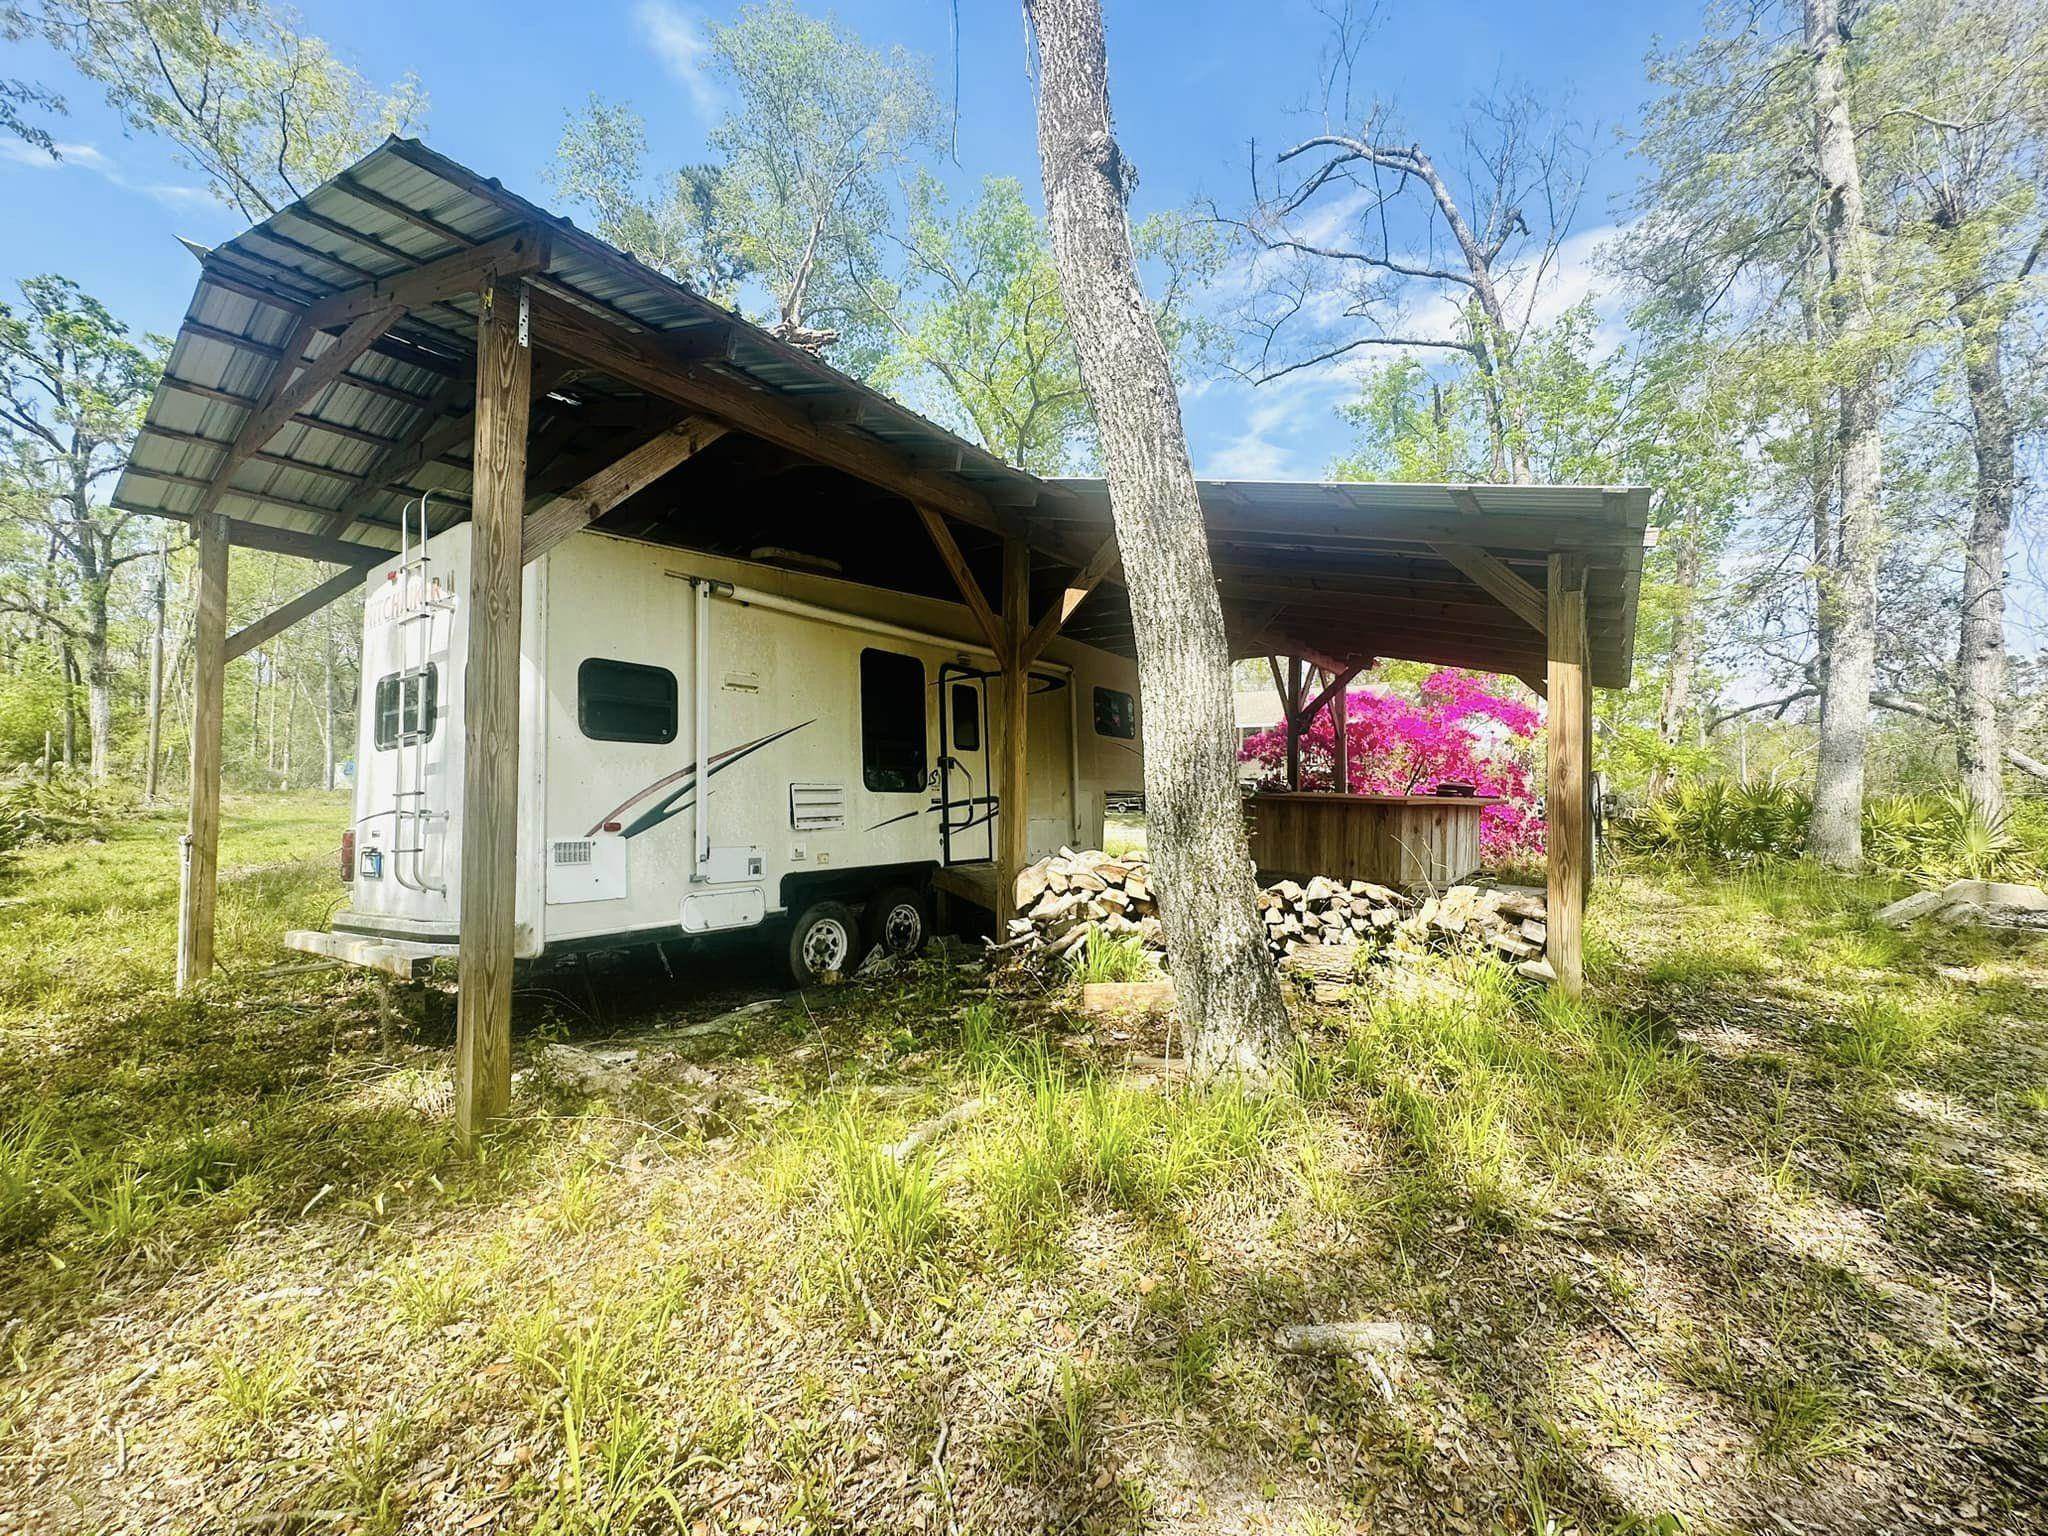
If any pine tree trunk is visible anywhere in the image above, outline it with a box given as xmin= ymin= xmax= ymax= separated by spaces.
xmin=1953 ymin=290 xmax=2012 ymax=821
xmin=1026 ymin=0 xmax=1293 ymax=1084
xmin=1805 ymin=0 xmax=1883 ymax=870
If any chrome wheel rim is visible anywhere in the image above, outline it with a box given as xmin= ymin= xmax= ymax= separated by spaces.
xmin=803 ymin=917 xmax=851 ymax=974
xmin=881 ymin=902 xmax=921 ymax=953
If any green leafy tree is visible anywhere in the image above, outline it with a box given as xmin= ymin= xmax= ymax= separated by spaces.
xmin=869 ymin=176 xmax=1088 ymax=472
xmin=1857 ymin=0 xmax=2048 ymax=820
xmin=0 ymin=277 xmax=163 ymax=780
xmin=20 ymin=0 xmax=424 ymax=218
xmin=870 ymin=177 xmax=1234 ymax=472
xmin=1 ymin=4 xmax=63 ymax=156
xmin=546 ymin=95 xmax=748 ymax=302
xmin=705 ymin=0 xmax=939 ymax=360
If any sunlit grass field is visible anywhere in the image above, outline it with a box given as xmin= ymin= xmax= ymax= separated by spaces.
xmin=3 ymin=795 xmax=2045 ymax=1534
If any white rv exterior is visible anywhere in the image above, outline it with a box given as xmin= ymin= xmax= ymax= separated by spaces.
xmin=330 ymin=521 xmax=1144 ymax=977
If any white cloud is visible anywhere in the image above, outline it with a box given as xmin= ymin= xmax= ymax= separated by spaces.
xmin=1196 ymin=367 xmax=1357 ymax=481
xmin=0 ymin=136 xmax=214 ymax=215
xmin=635 ymin=1 xmax=722 ymax=119
xmin=0 ymin=138 xmax=109 ymax=170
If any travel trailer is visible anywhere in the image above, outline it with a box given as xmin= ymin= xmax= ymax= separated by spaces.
xmin=313 ymin=504 xmax=1146 ymax=984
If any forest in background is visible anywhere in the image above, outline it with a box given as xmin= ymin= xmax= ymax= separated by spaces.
xmin=0 ymin=0 xmax=2043 ymax=870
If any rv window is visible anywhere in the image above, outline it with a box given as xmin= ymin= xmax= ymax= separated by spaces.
xmin=578 ymin=658 xmax=678 ymax=743
xmin=950 ymin=683 xmax=981 ymax=752
xmin=860 ymin=648 xmax=927 ymax=792
xmin=372 ymin=665 xmax=438 ymax=750
xmin=1093 ymin=686 xmax=1137 ymax=740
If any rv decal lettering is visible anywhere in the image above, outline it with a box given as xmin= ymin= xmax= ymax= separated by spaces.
xmin=369 ymin=570 xmax=453 ymax=628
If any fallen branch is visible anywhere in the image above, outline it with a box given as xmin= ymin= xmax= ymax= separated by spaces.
xmin=1707 ymin=686 xmax=2048 ymax=786
xmin=1274 ymin=1319 xmax=1429 ymax=1357
xmin=886 ymin=1098 xmax=988 ymax=1162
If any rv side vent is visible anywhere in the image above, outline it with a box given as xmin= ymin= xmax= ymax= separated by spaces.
xmin=553 ymin=839 xmax=595 ymax=867
xmin=790 ymin=782 xmax=847 ymax=832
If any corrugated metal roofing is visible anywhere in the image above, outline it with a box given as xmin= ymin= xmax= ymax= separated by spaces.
xmin=112 ymin=137 xmax=1650 ymax=688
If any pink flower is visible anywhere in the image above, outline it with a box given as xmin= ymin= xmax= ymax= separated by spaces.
xmin=1241 ymin=670 xmax=1546 ymax=860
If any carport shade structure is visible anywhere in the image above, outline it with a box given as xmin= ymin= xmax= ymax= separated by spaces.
xmin=111 ymin=138 xmax=1648 ymax=1141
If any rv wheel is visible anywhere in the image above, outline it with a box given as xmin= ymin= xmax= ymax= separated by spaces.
xmin=787 ymin=900 xmax=861 ymax=986
xmin=863 ymin=885 xmax=929 ymax=961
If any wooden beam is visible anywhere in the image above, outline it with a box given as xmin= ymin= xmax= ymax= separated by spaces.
xmin=1296 ymin=664 xmax=1362 ymax=730
xmin=1332 ymin=682 xmax=1351 ymax=793
xmin=331 ymin=172 xmax=476 ymax=247
xmin=913 ymin=503 xmax=1005 ymax=655
xmin=521 ymin=417 xmax=729 ymax=564
xmin=998 ymin=536 xmax=1032 ymax=917
xmin=201 ymin=305 xmax=406 ymax=515
xmin=1431 ymin=542 xmax=1547 ymax=635
xmin=455 ymin=280 xmax=534 ymax=1148
xmin=1517 ymin=671 xmax=1548 ymax=701
xmin=304 ymin=227 xmax=547 ymax=331
xmin=1019 ymin=533 xmax=1119 ymax=669
xmin=525 ymin=287 xmax=1001 ymax=534
xmin=175 ymin=513 xmax=229 ymax=993
xmin=224 ymin=566 xmax=364 ymax=662
xmin=1286 ymin=656 xmax=1303 ymax=790
xmin=1546 ymin=554 xmax=1589 ymax=997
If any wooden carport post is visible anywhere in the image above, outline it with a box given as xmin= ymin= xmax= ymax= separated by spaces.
xmin=1545 ymin=555 xmax=1590 ymax=996
xmin=175 ymin=512 xmax=229 ymax=993
xmin=454 ymin=279 xmax=533 ymax=1147
xmin=998 ymin=536 xmax=1032 ymax=917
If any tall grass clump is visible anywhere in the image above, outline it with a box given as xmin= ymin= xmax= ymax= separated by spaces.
xmin=1343 ymin=954 xmax=1694 ymax=1209
xmin=1068 ymin=929 xmax=1158 ymax=985
xmin=826 ymin=1112 xmax=948 ymax=1265
xmin=959 ymin=1038 xmax=1297 ymax=1259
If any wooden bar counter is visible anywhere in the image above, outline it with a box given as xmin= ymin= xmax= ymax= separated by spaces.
xmin=1245 ymin=791 xmax=1499 ymax=889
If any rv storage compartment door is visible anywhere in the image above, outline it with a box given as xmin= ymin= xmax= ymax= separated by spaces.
xmin=548 ymin=835 xmax=627 ymax=904
xmin=699 ymin=844 xmax=763 ymax=884
xmin=681 ymin=887 xmax=766 ymax=933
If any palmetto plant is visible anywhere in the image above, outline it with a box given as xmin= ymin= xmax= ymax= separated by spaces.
xmin=1612 ymin=779 xmax=2036 ymax=884
xmin=1612 ymin=777 xmax=1812 ymax=866
xmin=1862 ymin=788 xmax=2025 ymax=884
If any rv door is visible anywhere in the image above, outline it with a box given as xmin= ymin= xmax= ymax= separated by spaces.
xmin=936 ymin=663 xmax=994 ymax=866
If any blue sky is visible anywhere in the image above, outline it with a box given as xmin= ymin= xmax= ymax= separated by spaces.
xmin=0 ymin=0 xmax=1702 ymax=479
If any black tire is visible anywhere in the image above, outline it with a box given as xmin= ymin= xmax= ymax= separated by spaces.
xmin=787 ymin=899 xmax=861 ymax=986
xmin=862 ymin=884 xmax=930 ymax=962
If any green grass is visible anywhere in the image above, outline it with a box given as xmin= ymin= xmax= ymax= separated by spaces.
xmin=1067 ymin=927 xmax=1158 ymax=983
xmin=3 ymin=801 xmax=2046 ymax=1534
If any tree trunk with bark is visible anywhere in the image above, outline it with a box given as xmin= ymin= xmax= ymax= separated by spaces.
xmin=1952 ymin=288 xmax=2012 ymax=821
xmin=1648 ymin=515 xmax=1701 ymax=801
xmin=144 ymin=539 xmax=167 ymax=803
xmin=1026 ymin=0 xmax=1293 ymax=1084
xmin=1805 ymin=0 xmax=1884 ymax=870
xmin=59 ymin=642 xmax=77 ymax=768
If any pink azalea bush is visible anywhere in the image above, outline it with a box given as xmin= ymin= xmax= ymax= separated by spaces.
xmin=1240 ymin=669 xmax=1546 ymax=861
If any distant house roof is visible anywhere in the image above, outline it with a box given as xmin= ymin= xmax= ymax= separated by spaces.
xmin=113 ymin=138 xmax=1649 ymax=689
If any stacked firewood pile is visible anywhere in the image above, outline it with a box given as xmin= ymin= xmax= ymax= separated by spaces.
xmin=993 ymin=849 xmax=1552 ymax=988
xmin=1000 ymin=850 xmax=1165 ymax=962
